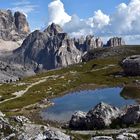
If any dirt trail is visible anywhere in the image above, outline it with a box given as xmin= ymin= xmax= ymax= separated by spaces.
xmin=91 ymin=64 xmax=116 ymax=72
xmin=0 ymin=75 xmax=58 ymax=104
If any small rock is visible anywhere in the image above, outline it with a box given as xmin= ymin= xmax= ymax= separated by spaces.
xmin=12 ymin=116 xmax=30 ymax=124
xmin=43 ymin=129 xmax=71 ymax=140
xmin=116 ymin=133 xmax=138 ymax=140
xmin=91 ymin=136 xmax=114 ymax=140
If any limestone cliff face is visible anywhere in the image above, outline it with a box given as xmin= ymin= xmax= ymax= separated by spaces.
xmin=74 ymin=35 xmax=103 ymax=52
xmin=106 ymin=37 xmax=125 ymax=47
xmin=0 ymin=10 xmax=30 ymax=41
xmin=13 ymin=23 xmax=82 ymax=70
xmin=14 ymin=12 xmax=30 ymax=34
xmin=0 ymin=10 xmax=30 ymax=51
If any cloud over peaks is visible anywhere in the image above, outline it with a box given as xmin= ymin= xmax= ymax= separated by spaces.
xmin=48 ymin=0 xmax=71 ymax=26
xmin=47 ymin=0 xmax=140 ymax=43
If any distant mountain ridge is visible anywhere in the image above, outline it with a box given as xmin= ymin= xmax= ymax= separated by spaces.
xmin=0 ymin=10 xmax=126 ymax=82
xmin=11 ymin=23 xmax=125 ymax=71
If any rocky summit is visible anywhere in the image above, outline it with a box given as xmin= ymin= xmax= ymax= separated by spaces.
xmin=12 ymin=23 xmax=82 ymax=70
xmin=0 ymin=10 xmax=30 ymax=51
xmin=106 ymin=37 xmax=125 ymax=47
xmin=10 ymin=23 xmax=126 ymax=71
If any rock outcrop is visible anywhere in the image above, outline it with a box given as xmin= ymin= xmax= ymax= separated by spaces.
xmin=69 ymin=111 xmax=87 ymax=130
xmin=14 ymin=12 xmax=30 ymax=34
xmin=0 ymin=111 xmax=71 ymax=140
xmin=116 ymin=133 xmax=138 ymax=140
xmin=121 ymin=105 xmax=140 ymax=125
xmin=86 ymin=36 xmax=103 ymax=51
xmin=121 ymin=55 xmax=140 ymax=76
xmin=106 ymin=37 xmax=125 ymax=47
xmin=0 ymin=10 xmax=30 ymax=51
xmin=69 ymin=102 xmax=121 ymax=130
xmin=74 ymin=35 xmax=103 ymax=52
xmin=0 ymin=60 xmax=34 ymax=83
xmin=69 ymin=103 xmax=140 ymax=131
xmin=0 ymin=10 xmax=30 ymax=41
xmin=13 ymin=23 xmax=82 ymax=70
xmin=86 ymin=102 xmax=121 ymax=129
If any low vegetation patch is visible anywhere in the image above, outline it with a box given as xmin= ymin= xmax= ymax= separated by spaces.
xmin=0 ymin=46 xmax=140 ymax=113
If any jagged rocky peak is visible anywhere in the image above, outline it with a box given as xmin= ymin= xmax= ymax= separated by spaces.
xmin=86 ymin=35 xmax=96 ymax=51
xmin=44 ymin=23 xmax=63 ymax=36
xmin=96 ymin=37 xmax=103 ymax=48
xmin=13 ymin=23 xmax=82 ymax=71
xmin=0 ymin=10 xmax=15 ymax=40
xmin=86 ymin=35 xmax=103 ymax=51
xmin=74 ymin=35 xmax=103 ymax=52
xmin=14 ymin=11 xmax=30 ymax=34
xmin=107 ymin=37 xmax=125 ymax=47
xmin=0 ymin=9 xmax=30 ymax=41
xmin=0 ymin=10 xmax=14 ymax=30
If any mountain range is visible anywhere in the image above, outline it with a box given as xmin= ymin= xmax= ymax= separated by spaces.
xmin=0 ymin=10 xmax=125 ymax=82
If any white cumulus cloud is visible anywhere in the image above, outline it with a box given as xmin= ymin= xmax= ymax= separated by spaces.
xmin=48 ymin=0 xmax=71 ymax=26
xmin=47 ymin=0 xmax=110 ymax=37
xmin=47 ymin=0 xmax=140 ymax=44
xmin=109 ymin=0 xmax=140 ymax=35
xmin=92 ymin=10 xmax=110 ymax=29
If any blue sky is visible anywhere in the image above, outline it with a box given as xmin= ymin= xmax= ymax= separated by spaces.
xmin=0 ymin=0 xmax=129 ymax=30
xmin=0 ymin=0 xmax=140 ymax=44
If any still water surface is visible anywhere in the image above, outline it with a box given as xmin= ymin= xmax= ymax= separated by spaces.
xmin=41 ymin=87 xmax=136 ymax=122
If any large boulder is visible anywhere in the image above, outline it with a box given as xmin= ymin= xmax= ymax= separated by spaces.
xmin=69 ymin=102 xmax=121 ymax=130
xmin=86 ymin=102 xmax=121 ymax=129
xmin=106 ymin=37 xmax=125 ymax=47
xmin=69 ymin=111 xmax=87 ymax=129
xmin=121 ymin=55 xmax=140 ymax=76
xmin=121 ymin=105 xmax=140 ymax=124
xmin=43 ymin=129 xmax=71 ymax=140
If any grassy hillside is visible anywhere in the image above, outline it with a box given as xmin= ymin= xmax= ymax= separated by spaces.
xmin=0 ymin=46 xmax=140 ymax=113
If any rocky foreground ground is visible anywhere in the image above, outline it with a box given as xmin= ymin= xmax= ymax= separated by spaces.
xmin=0 ymin=111 xmax=71 ymax=140
xmin=1 ymin=103 xmax=140 ymax=140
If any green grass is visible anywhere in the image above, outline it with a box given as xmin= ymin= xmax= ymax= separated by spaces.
xmin=0 ymin=46 xmax=140 ymax=112
xmin=0 ymin=83 xmax=27 ymax=101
